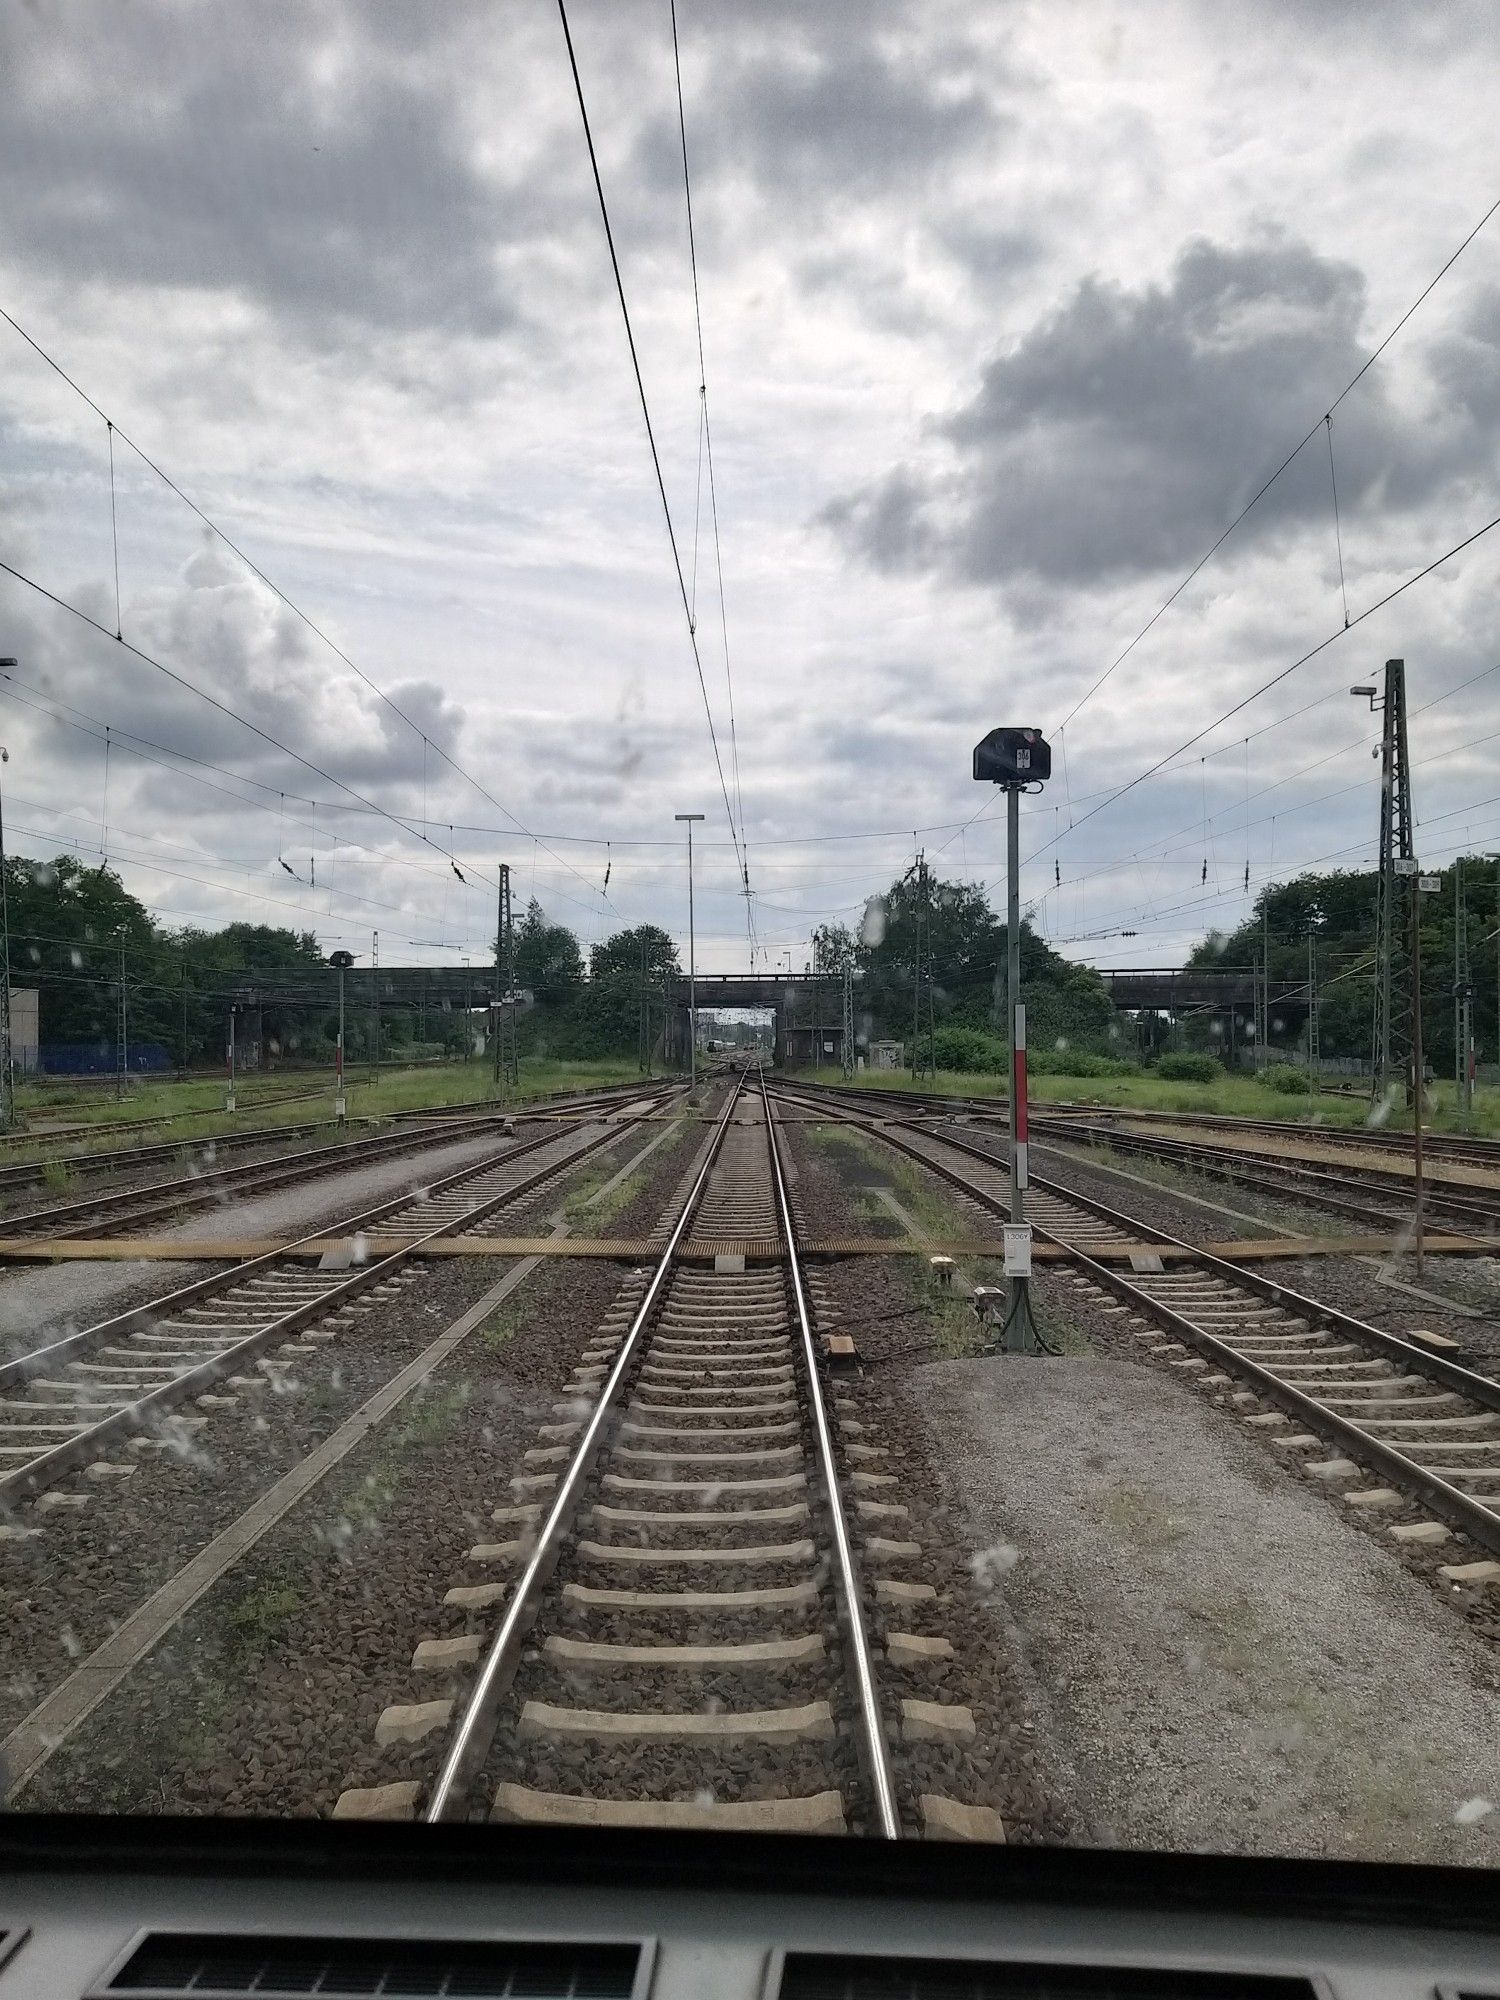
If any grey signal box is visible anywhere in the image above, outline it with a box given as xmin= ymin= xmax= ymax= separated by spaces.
xmin=972 ymin=727 xmax=1051 ymax=785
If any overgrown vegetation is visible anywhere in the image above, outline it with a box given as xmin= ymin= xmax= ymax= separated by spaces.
xmin=562 ymin=1160 xmax=642 ymax=1227
xmin=1156 ymin=1052 xmax=1224 ymax=1083
xmin=1258 ymin=1064 xmax=1315 ymax=1095
xmin=1188 ymin=857 xmax=1500 ymax=1072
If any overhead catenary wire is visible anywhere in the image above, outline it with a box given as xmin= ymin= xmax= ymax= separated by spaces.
xmin=1324 ymin=414 xmax=1350 ymax=629
xmin=994 ymin=501 xmax=1500 ymax=890
xmin=1048 ymin=186 xmax=1500 ymax=738
xmin=0 ymin=305 xmax=612 ymax=916
xmin=989 ymin=651 xmax=1500 ymax=925
xmin=555 ymin=0 xmax=745 ymax=891
xmin=669 ymin=0 xmax=755 ymax=964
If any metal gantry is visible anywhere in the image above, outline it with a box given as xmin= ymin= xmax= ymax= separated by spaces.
xmin=494 ymin=862 xmax=518 ymax=1090
xmin=1369 ymin=657 xmax=1415 ymax=1104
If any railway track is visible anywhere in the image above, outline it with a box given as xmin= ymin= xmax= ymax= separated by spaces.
xmin=773 ymin=1081 xmax=1500 ymax=1575
xmin=0 ymin=1090 xmax=674 ymax=1508
xmin=0 ymin=1072 xmax=668 ymax=1192
xmin=792 ymin=1074 xmax=1500 ymax=1171
xmin=785 ymin=1077 xmax=1500 ymax=1239
xmin=0 ymin=1113 xmax=339 ymax=1196
xmin=0 ymin=1079 xmax=679 ymax=1241
xmin=333 ymin=1071 xmax=991 ymax=1838
xmin=1029 ymin=1114 xmax=1500 ymax=1239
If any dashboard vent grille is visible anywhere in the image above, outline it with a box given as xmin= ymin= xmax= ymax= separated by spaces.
xmin=100 ymin=1932 xmax=640 ymax=1998
xmin=779 ymin=1959 xmax=1319 ymax=2000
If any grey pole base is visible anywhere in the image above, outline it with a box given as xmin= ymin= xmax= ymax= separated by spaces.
xmin=1002 ymin=1275 xmax=1042 ymax=1356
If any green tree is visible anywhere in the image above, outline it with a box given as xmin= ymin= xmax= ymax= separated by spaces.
xmin=511 ymin=900 xmax=584 ymax=1001
xmin=590 ymin=924 xmax=679 ymax=984
xmin=851 ymin=867 xmax=1113 ymax=1053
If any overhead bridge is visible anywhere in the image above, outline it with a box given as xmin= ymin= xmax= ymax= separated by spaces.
xmin=1096 ymin=966 xmax=1304 ymax=1011
xmin=666 ymin=972 xmax=839 ymax=1066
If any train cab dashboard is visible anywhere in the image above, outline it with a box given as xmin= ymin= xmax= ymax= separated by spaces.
xmin=0 ymin=1817 xmax=1496 ymax=2000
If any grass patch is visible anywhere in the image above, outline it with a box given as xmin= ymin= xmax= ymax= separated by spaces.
xmin=809 ymin=1122 xmax=964 ymax=1243
xmin=395 ymin=1384 xmax=469 ymax=1449
xmin=562 ymin=1161 xmax=641 ymax=1228
xmin=2 ymin=1056 xmax=653 ymax=1161
xmin=477 ymin=1298 xmax=528 ymax=1354
xmin=223 ymin=1579 xmax=304 ymax=1658
xmin=1086 ymin=1482 xmax=1191 ymax=1552
xmin=789 ymin=1065 xmax=1500 ymax=1137
xmin=806 ymin=1120 xmax=993 ymax=1359
xmin=340 ymin=1382 xmax=472 ymax=1534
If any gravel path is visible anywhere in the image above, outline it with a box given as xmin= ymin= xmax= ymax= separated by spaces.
xmin=912 ymin=1351 xmax=1500 ymax=1865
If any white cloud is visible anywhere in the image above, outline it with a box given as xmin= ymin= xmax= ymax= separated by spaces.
xmin=1 ymin=0 xmax=1498 ymax=972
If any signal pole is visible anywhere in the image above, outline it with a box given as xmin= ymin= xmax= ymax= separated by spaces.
xmin=675 ymin=814 xmax=704 ymax=1092
xmin=973 ymin=725 xmax=1051 ymax=1355
xmin=493 ymin=863 xmax=518 ymax=1090
xmin=1411 ymin=866 xmax=1428 ymax=1272
xmin=842 ymin=956 xmax=855 ymax=1078
xmin=1454 ymin=861 xmax=1473 ymax=1130
xmin=329 ymin=950 xmax=354 ymax=1124
xmin=1306 ymin=927 xmax=1319 ymax=1104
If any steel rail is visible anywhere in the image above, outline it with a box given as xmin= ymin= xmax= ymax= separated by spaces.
xmin=1030 ymin=1117 xmax=1500 ymax=1235
xmin=0 ymin=1107 xmax=665 ymax=1505
xmin=891 ymin=1110 xmax=1500 ymax=1410
xmin=0 ymin=1116 xmax=333 ymax=1191
xmin=797 ymin=1089 xmax=1500 ymax=1411
xmin=783 ymin=1073 xmax=1500 ymax=1170
xmin=424 ymin=1075 xmax=744 ymax=1821
xmin=759 ymin=1069 xmax=901 ymax=1838
xmin=0 ymin=1111 xmax=544 ymax=1240
xmin=0 ymin=1096 xmax=666 ymax=1393
xmin=771 ymin=1081 xmax=1500 ymax=1555
xmin=1047 ymin=1235 xmax=1500 ymax=1557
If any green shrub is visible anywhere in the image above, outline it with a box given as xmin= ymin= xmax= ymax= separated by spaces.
xmin=1258 ymin=1063 xmax=1313 ymax=1094
xmin=1029 ymin=1048 xmax=1137 ymax=1078
xmin=925 ymin=1026 xmax=1008 ymax=1073
xmin=1155 ymin=1051 xmax=1224 ymax=1082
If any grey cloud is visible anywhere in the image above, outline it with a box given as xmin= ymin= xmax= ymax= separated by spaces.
xmin=8 ymin=538 xmax=466 ymax=821
xmin=826 ymin=232 xmax=1491 ymax=591
xmin=631 ymin=3 xmax=1008 ymax=219
xmin=0 ymin=0 xmax=546 ymax=339
xmin=723 ymin=46 xmax=995 ymax=196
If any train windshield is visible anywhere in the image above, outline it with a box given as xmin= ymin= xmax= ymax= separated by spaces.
xmin=1 ymin=0 xmax=1498 ymax=1871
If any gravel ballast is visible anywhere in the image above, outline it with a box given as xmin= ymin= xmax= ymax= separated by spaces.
xmin=912 ymin=1349 xmax=1500 ymax=1865
xmin=0 ymin=1121 xmax=544 ymax=1363
xmin=8 ymin=1110 xmax=705 ymax=1816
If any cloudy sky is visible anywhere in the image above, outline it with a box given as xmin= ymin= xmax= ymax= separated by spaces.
xmin=1 ymin=0 xmax=1498 ymax=980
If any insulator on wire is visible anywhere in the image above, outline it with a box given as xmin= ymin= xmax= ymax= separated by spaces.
xmin=1054 ymin=860 xmax=1061 ymax=887
xmin=603 ymin=842 xmax=611 ymax=892
xmin=451 ymin=861 xmax=466 ymax=883
xmin=1201 ymin=858 xmax=1208 ymax=885
xmin=1243 ymin=863 xmax=1250 ymax=891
